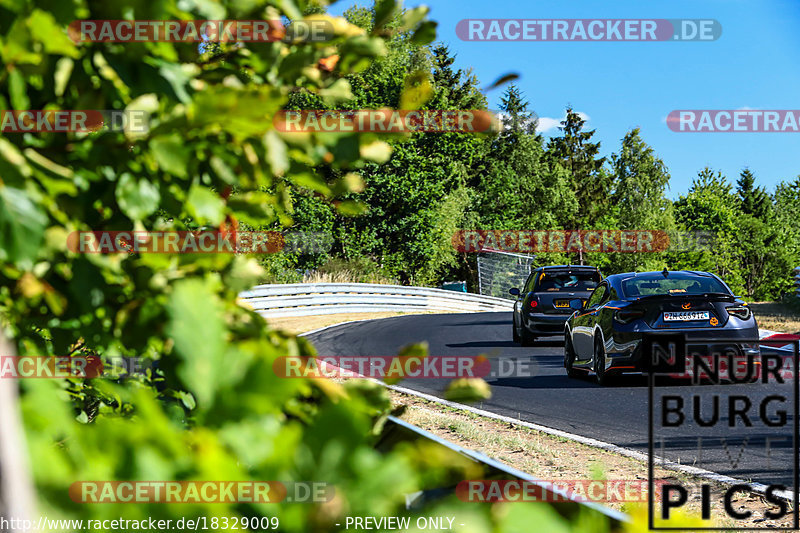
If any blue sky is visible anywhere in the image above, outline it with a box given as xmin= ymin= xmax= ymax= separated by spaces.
xmin=330 ymin=0 xmax=800 ymax=198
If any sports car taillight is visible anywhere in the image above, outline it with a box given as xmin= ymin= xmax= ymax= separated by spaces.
xmin=530 ymin=299 xmax=538 ymax=308
xmin=614 ymin=308 xmax=645 ymax=324
xmin=727 ymin=305 xmax=752 ymax=320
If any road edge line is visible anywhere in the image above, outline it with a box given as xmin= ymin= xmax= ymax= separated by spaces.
xmin=301 ymin=318 xmax=793 ymax=502
xmin=384 ymin=383 xmax=792 ymax=502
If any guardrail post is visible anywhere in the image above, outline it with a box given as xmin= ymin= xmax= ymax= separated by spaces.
xmin=0 ymin=332 xmax=35 ymax=531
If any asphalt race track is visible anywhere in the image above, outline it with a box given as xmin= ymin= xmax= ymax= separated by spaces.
xmin=307 ymin=312 xmax=796 ymax=489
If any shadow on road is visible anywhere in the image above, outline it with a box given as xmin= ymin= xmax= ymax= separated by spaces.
xmin=489 ymin=374 xmax=600 ymax=389
xmin=447 ymin=340 xmax=518 ymax=348
xmin=447 ymin=339 xmax=565 ymax=349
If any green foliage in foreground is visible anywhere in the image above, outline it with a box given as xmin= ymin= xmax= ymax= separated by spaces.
xmin=0 ymin=0 xmax=622 ymax=531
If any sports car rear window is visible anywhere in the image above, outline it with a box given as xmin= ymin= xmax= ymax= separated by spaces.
xmin=534 ymin=271 xmax=600 ymax=291
xmin=621 ymin=276 xmax=729 ymax=297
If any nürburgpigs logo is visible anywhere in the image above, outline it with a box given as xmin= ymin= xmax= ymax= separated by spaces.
xmin=645 ymin=335 xmax=798 ymax=530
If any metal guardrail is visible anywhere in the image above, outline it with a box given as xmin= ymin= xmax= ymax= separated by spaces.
xmin=379 ymin=416 xmax=627 ymax=526
xmin=239 ymin=283 xmax=514 ymax=318
xmin=795 ymin=267 xmax=800 ymax=297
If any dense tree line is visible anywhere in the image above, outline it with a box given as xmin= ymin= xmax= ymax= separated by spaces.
xmin=265 ymin=6 xmax=800 ymax=301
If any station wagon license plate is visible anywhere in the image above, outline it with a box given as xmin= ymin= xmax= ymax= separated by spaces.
xmin=554 ymin=300 xmax=570 ymax=308
xmin=663 ymin=311 xmax=710 ymax=321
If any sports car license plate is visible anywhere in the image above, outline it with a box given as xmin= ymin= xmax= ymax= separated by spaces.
xmin=663 ymin=311 xmax=710 ymax=321
xmin=554 ymin=300 xmax=570 ymax=308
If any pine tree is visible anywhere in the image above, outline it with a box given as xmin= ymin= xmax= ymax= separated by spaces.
xmin=430 ymin=44 xmax=483 ymax=109
xmin=546 ymin=108 xmax=609 ymax=229
xmin=498 ymin=84 xmax=537 ymax=138
xmin=737 ymin=168 xmax=771 ymax=219
xmin=609 ymin=128 xmax=673 ymax=271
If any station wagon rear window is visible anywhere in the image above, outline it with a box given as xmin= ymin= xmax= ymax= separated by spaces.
xmin=534 ymin=271 xmax=600 ymax=291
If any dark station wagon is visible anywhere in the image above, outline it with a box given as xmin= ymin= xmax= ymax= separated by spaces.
xmin=510 ymin=265 xmax=603 ymax=345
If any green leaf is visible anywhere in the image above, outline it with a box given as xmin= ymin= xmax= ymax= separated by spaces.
xmin=28 ymin=9 xmax=79 ymax=58
xmin=399 ymin=6 xmax=429 ymax=32
xmin=186 ymin=185 xmax=225 ymax=225
xmin=176 ymin=391 xmax=196 ymax=410
xmin=154 ymin=60 xmax=196 ymax=105
xmin=291 ymin=172 xmax=331 ymax=195
xmin=484 ymin=72 xmax=521 ymax=92
xmin=93 ymin=51 xmax=129 ymax=100
xmin=335 ymin=200 xmax=368 ymax=216
xmin=360 ymin=139 xmax=392 ymax=163
xmin=338 ymin=36 xmax=388 ymax=72
xmin=0 ymin=186 xmax=47 ymax=269
xmin=373 ymin=0 xmax=398 ymax=32
xmin=227 ymin=191 xmax=277 ymax=226
xmin=53 ymin=57 xmax=73 ymax=97
xmin=116 ymin=174 xmax=160 ymax=220
xmin=191 ymin=86 xmax=285 ymax=139
xmin=150 ymin=133 xmax=190 ymax=178
xmin=209 ymin=155 xmax=237 ymax=185
xmin=384 ymin=343 xmax=428 ymax=385
xmin=0 ymin=138 xmax=32 ymax=183
xmin=319 ymin=78 xmax=354 ymax=106
xmin=0 ymin=0 xmax=25 ymax=12
xmin=2 ymin=18 xmax=40 ymax=65
xmin=263 ymin=130 xmax=289 ymax=176
xmin=411 ymin=20 xmax=437 ymax=44
xmin=275 ymin=0 xmax=302 ymax=20
xmin=125 ymin=94 xmax=159 ymax=141
xmin=166 ymin=278 xmax=227 ymax=408
xmin=444 ymin=378 xmax=491 ymax=403
xmin=399 ymin=71 xmax=433 ymax=110
xmin=8 ymin=69 xmax=29 ymax=110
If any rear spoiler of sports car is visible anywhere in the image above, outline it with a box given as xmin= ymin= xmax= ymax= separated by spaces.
xmin=633 ymin=292 xmax=737 ymax=303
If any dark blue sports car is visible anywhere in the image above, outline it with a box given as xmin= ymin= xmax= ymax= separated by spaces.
xmin=563 ymin=270 xmax=760 ymax=385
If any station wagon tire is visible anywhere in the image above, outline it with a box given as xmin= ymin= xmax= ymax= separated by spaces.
xmin=564 ymin=335 xmax=580 ymax=378
xmin=512 ymin=317 xmax=521 ymax=343
xmin=520 ymin=327 xmax=536 ymax=346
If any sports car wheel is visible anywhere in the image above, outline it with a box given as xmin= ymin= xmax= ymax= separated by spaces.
xmin=564 ymin=335 xmax=580 ymax=378
xmin=593 ymin=336 xmax=613 ymax=386
xmin=512 ymin=319 xmax=521 ymax=344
